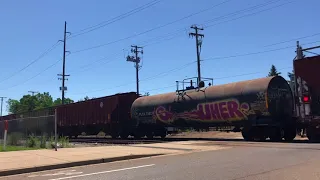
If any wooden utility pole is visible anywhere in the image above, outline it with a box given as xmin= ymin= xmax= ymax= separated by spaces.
xmin=189 ymin=25 xmax=204 ymax=85
xmin=58 ymin=21 xmax=70 ymax=105
xmin=0 ymin=97 xmax=7 ymax=116
xmin=126 ymin=45 xmax=143 ymax=96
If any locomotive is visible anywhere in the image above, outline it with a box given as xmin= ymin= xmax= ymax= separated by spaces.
xmin=131 ymin=75 xmax=297 ymax=141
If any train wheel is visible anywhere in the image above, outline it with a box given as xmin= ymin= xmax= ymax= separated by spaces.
xmin=120 ymin=132 xmax=129 ymax=139
xmin=241 ymin=127 xmax=254 ymax=141
xmin=269 ymin=127 xmax=283 ymax=142
xmin=307 ymin=127 xmax=320 ymax=143
xmin=283 ymin=127 xmax=296 ymax=142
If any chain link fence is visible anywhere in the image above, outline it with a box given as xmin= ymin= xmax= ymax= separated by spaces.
xmin=0 ymin=111 xmax=56 ymax=151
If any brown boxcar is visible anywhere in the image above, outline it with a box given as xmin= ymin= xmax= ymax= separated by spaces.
xmin=57 ymin=92 xmax=139 ymax=138
xmin=294 ymin=55 xmax=320 ymax=140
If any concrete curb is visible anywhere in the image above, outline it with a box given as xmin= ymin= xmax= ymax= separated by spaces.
xmin=0 ymin=153 xmax=163 ymax=177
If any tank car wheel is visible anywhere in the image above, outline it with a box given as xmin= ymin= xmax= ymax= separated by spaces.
xmin=160 ymin=134 xmax=167 ymax=139
xmin=241 ymin=128 xmax=254 ymax=141
xmin=307 ymin=127 xmax=320 ymax=143
xmin=269 ymin=127 xmax=284 ymax=142
xmin=283 ymin=128 xmax=296 ymax=142
xmin=120 ymin=133 xmax=129 ymax=139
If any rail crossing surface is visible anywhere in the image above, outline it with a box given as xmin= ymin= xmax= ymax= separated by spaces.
xmin=1 ymin=140 xmax=320 ymax=180
xmin=0 ymin=140 xmax=228 ymax=177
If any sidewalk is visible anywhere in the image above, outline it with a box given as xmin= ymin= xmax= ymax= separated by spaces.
xmin=0 ymin=141 xmax=228 ymax=176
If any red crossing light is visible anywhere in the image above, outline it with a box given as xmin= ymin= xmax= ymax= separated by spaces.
xmin=303 ymin=95 xmax=310 ymax=102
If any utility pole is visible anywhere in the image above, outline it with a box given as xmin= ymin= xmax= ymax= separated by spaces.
xmin=126 ymin=45 xmax=143 ymax=96
xmin=189 ymin=25 xmax=204 ymax=85
xmin=0 ymin=97 xmax=7 ymax=116
xmin=58 ymin=21 xmax=71 ymax=105
xmin=28 ymin=91 xmax=39 ymax=96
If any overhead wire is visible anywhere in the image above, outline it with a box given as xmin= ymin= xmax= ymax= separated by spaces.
xmin=71 ymin=0 xmax=234 ymax=54
xmin=71 ymin=39 xmax=320 ymax=95
xmin=204 ymin=0 xmax=296 ymax=28
xmin=202 ymin=40 xmax=320 ymax=61
xmin=140 ymin=0 xmax=291 ymax=47
xmin=2 ymin=0 xmax=311 ymax=93
xmin=68 ymin=0 xmax=162 ymax=39
xmin=140 ymin=66 xmax=293 ymax=94
xmin=0 ymin=41 xmax=61 ymax=84
xmin=0 ymin=59 xmax=62 ymax=91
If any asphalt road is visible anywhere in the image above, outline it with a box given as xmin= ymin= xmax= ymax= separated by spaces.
xmin=3 ymin=141 xmax=320 ymax=180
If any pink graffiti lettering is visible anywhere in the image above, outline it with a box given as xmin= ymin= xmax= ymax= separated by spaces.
xmin=154 ymin=99 xmax=250 ymax=122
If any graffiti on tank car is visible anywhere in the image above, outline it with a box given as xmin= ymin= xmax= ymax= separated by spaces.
xmin=153 ymin=99 xmax=253 ymax=122
xmin=268 ymin=87 xmax=290 ymax=99
xmin=250 ymin=91 xmax=269 ymax=115
xmin=138 ymin=111 xmax=153 ymax=116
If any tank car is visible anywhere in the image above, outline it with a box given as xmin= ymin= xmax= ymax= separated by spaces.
xmin=131 ymin=76 xmax=297 ymax=141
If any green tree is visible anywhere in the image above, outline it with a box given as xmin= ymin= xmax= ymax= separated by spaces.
xmin=53 ymin=98 xmax=74 ymax=106
xmin=6 ymin=92 xmax=74 ymax=114
xmin=6 ymin=99 xmax=20 ymax=114
xmin=34 ymin=92 xmax=54 ymax=110
xmin=268 ymin=65 xmax=281 ymax=77
xmin=78 ymin=96 xmax=90 ymax=102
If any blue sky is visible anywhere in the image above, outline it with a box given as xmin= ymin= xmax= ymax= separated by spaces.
xmin=0 ymin=0 xmax=320 ymax=115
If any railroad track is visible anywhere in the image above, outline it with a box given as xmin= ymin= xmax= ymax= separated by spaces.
xmin=69 ymin=136 xmax=312 ymax=145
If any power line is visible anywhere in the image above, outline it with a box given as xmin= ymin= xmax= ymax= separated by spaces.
xmin=213 ymin=67 xmax=292 ymax=80
xmin=140 ymin=66 xmax=293 ymax=94
xmin=70 ymin=40 xmax=320 ymax=96
xmin=71 ymin=61 xmax=196 ymax=95
xmin=0 ymin=41 xmax=61 ymax=84
xmin=203 ymin=0 xmax=282 ymax=25
xmin=68 ymin=51 xmax=123 ymax=74
xmin=140 ymin=0 xmax=291 ymax=48
xmin=71 ymin=0 xmax=233 ymax=54
xmin=0 ymin=59 xmax=61 ymax=91
xmin=202 ymin=40 xmax=320 ymax=61
xmin=204 ymin=0 xmax=295 ymax=28
xmin=263 ymin=32 xmax=320 ymax=47
xmin=68 ymin=0 xmax=162 ymax=39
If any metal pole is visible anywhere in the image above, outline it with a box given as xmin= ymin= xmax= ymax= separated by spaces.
xmin=55 ymin=108 xmax=57 ymax=151
xmin=3 ymin=120 xmax=8 ymax=151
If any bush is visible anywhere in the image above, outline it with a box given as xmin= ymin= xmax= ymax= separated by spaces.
xmin=7 ymin=132 xmax=24 ymax=146
xmin=59 ymin=136 xmax=71 ymax=148
xmin=26 ymin=134 xmax=40 ymax=148
xmin=39 ymin=134 xmax=47 ymax=148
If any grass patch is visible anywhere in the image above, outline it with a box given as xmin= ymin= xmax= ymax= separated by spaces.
xmin=1 ymin=133 xmax=73 ymax=152
xmin=0 ymin=145 xmax=39 ymax=152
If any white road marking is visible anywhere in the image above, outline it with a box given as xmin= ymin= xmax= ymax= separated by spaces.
xmin=48 ymin=164 xmax=155 ymax=180
xmin=28 ymin=170 xmax=83 ymax=178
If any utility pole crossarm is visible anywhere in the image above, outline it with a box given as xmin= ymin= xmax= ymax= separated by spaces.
xmin=28 ymin=91 xmax=39 ymax=96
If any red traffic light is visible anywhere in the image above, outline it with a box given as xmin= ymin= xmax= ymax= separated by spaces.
xmin=303 ymin=95 xmax=310 ymax=102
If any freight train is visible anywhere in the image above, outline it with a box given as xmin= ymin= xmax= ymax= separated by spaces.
xmin=1 ymin=53 xmax=320 ymax=142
